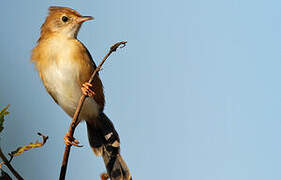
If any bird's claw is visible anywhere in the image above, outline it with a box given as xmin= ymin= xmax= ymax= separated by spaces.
xmin=81 ymin=82 xmax=95 ymax=97
xmin=100 ymin=173 xmax=109 ymax=180
xmin=64 ymin=133 xmax=83 ymax=147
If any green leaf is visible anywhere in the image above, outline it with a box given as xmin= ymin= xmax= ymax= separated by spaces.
xmin=0 ymin=105 xmax=10 ymax=133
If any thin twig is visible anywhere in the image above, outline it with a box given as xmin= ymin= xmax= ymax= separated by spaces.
xmin=0 ymin=147 xmax=24 ymax=180
xmin=59 ymin=41 xmax=127 ymax=180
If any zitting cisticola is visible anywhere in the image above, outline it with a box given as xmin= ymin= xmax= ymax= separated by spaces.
xmin=31 ymin=6 xmax=131 ymax=180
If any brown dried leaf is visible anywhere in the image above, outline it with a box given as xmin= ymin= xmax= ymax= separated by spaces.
xmin=10 ymin=133 xmax=48 ymax=157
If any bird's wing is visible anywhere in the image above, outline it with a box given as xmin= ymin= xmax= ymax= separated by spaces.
xmin=76 ymin=41 xmax=105 ymax=109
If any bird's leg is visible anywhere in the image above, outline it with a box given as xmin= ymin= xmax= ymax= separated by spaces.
xmin=64 ymin=132 xmax=83 ymax=147
xmin=81 ymin=82 xmax=96 ymax=97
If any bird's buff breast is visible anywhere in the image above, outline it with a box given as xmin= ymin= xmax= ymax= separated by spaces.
xmin=41 ymin=58 xmax=99 ymax=121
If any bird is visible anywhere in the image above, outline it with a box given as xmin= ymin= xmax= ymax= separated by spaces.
xmin=31 ymin=6 xmax=131 ymax=180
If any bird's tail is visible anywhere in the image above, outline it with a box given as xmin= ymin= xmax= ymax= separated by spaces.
xmin=86 ymin=113 xmax=131 ymax=180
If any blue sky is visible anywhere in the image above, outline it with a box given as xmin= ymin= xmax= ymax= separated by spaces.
xmin=1 ymin=0 xmax=281 ymax=179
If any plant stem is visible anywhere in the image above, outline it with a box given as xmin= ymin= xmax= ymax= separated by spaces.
xmin=0 ymin=147 xmax=24 ymax=180
xmin=59 ymin=41 xmax=127 ymax=180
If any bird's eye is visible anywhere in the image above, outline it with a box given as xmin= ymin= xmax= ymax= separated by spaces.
xmin=62 ymin=16 xmax=68 ymax=22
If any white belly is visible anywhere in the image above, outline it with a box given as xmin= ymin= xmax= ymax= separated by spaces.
xmin=42 ymin=60 xmax=99 ymax=121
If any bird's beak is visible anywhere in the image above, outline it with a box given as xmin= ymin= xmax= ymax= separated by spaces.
xmin=77 ymin=16 xmax=94 ymax=24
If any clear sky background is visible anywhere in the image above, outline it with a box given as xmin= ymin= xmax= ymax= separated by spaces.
xmin=1 ymin=0 xmax=281 ymax=179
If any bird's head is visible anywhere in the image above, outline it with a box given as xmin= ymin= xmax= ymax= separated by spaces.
xmin=40 ymin=6 xmax=93 ymax=38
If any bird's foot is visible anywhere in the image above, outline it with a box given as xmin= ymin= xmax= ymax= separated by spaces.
xmin=81 ymin=82 xmax=96 ymax=97
xmin=64 ymin=132 xmax=83 ymax=147
xmin=100 ymin=173 xmax=109 ymax=180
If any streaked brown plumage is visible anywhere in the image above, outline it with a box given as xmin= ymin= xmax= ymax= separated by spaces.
xmin=31 ymin=6 xmax=131 ymax=180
